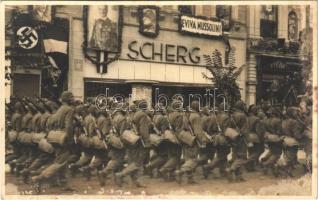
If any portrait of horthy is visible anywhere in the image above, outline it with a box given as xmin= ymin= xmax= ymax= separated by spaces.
xmin=3 ymin=2 xmax=316 ymax=198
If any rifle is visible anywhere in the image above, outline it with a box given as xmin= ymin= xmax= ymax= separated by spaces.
xmin=229 ymin=113 xmax=250 ymax=147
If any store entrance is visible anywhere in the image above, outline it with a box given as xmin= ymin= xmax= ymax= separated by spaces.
xmin=256 ymin=56 xmax=302 ymax=106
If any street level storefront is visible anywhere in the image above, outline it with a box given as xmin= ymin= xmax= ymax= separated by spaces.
xmin=72 ymin=6 xmax=247 ymax=106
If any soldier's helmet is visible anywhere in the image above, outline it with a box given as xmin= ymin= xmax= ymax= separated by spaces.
xmin=128 ymin=104 xmax=137 ymax=113
xmin=154 ymin=103 xmax=165 ymax=112
xmin=267 ymin=107 xmax=280 ymax=117
xmin=286 ymin=107 xmax=300 ymax=119
xmin=248 ymin=104 xmax=258 ymax=115
xmin=234 ymin=100 xmax=246 ymax=112
xmin=137 ymin=99 xmax=148 ymax=110
xmin=14 ymin=102 xmax=23 ymax=112
xmin=88 ymin=105 xmax=97 ymax=115
xmin=201 ymin=106 xmax=210 ymax=116
xmin=190 ymin=100 xmax=200 ymax=112
xmin=45 ymin=101 xmax=59 ymax=112
xmin=60 ymin=91 xmax=75 ymax=104
xmin=171 ymin=100 xmax=183 ymax=111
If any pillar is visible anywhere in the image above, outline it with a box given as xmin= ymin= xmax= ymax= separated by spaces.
xmin=246 ymin=53 xmax=257 ymax=105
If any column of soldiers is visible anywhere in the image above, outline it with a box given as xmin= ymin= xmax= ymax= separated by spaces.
xmin=5 ymin=91 xmax=312 ymax=192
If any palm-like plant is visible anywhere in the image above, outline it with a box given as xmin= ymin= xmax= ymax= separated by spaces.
xmin=202 ymin=48 xmax=245 ymax=107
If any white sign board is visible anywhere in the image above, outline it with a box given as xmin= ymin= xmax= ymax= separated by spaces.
xmin=179 ymin=15 xmax=223 ymax=37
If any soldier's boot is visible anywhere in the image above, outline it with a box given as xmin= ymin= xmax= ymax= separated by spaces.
xmin=68 ymin=163 xmax=80 ymax=178
xmin=9 ymin=162 xmax=16 ymax=174
xmin=97 ymin=170 xmax=107 ymax=186
xmin=175 ymin=170 xmax=184 ymax=184
xmin=168 ymin=171 xmax=176 ymax=181
xmin=81 ymin=166 xmax=92 ymax=181
xmin=144 ymin=164 xmax=154 ymax=178
xmin=235 ymin=169 xmax=246 ymax=182
xmin=114 ymin=173 xmax=124 ymax=187
xmin=186 ymin=171 xmax=197 ymax=184
xmin=225 ymin=168 xmax=235 ymax=183
xmin=202 ymin=165 xmax=210 ymax=179
xmin=131 ymin=173 xmax=146 ymax=188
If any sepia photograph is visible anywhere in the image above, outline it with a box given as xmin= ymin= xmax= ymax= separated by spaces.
xmin=1 ymin=1 xmax=317 ymax=199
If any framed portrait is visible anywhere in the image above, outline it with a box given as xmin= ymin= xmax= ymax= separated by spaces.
xmin=138 ymin=6 xmax=160 ymax=38
xmin=30 ymin=5 xmax=54 ymax=23
xmin=86 ymin=5 xmax=120 ymax=52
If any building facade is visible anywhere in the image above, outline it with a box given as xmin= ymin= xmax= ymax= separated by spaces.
xmin=5 ymin=4 xmax=314 ymax=107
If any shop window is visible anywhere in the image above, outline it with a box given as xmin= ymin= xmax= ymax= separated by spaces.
xmin=13 ymin=73 xmax=40 ymax=97
xmin=178 ymin=5 xmax=195 ymax=15
xmin=84 ymin=81 xmax=132 ymax=101
xmin=288 ymin=11 xmax=298 ymax=41
xmin=216 ymin=5 xmax=231 ymax=31
xmin=260 ymin=5 xmax=278 ymax=38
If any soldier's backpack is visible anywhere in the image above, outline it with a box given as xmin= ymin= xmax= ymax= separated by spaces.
xmin=264 ymin=131 xmax=281 ymax=143
xmin=121 ymin=130 xmax=140 ymax=146
xmin=38 ymin=138 xmax=55 ymax=154
xmin=163 ymin=130 xmax=179 ymax=144
xmin=31 ymin=132 xmax=46 ymax=144
xmin=149 ymin=133 xmax=164 ymax=147
xmin=90 ymin=135 xmax=105 ymax=149
xmin=178 ymin=130 xmax=196 ymax=146
xmin=224 ymin=128 xmax=240 ymax=140
xmin=283 ymin=136 xmax=299 ymax=147
xmin=47 ymin=130 xmax=68 ymax=146
xmin=77 ymin=134 xmax=91 ymax=148
xmin=8 ymin=130 xmax=18 ymax=143
xmin=107 ymin=133 xmax=124 ymax=149
xmin=247 ymin=132 xmax=260 ymax=143
xmin=18 ymin=131 xmax=32 ymax=144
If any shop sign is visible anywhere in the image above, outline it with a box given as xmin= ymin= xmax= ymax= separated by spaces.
xmin=179 ymin=15 xmax=223 ymax=37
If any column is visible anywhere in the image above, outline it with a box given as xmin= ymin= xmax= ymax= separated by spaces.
xmin=246 ymin=53 xmax=257 ymax=105
xmin=131 ymin=84 xmax=153 ymax=107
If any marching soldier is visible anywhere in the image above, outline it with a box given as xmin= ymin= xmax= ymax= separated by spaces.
xmin=197 ymin=106 xmax=217 ymax=175
xmin=175 ymin=101 xmax=201 ymax=184
xmin=144 ymin=103 xmax=169 ymax=178
xmin=202 ymin=103 xmax=231 ymax=179
xmin=32 ymin=91 xmax=77 ymax=191
xmin=158 ymin=101 xmax=182 ymax=181
xmin=245 ymin=105 xmax=263 ymax=171
xmin=115 ymin=101 xmax=151 ymax=187
xmin=281 ymin=107 xmax=305 ymax=177
xmin=99 ymin=102 xmax=126 ymax=186
xmin=6 ymin=102 xmax=23 ymax=170
xmin=226 ymin=100 xmax=248 ymax=182
xmin=260 ymin=107 xmax=283 ymax=177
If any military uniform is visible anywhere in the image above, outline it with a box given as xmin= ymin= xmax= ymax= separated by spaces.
xmin=158 ymin=109 xmax=182 ymax=180
xmin=145 ymin=111 xmax=169 ymax=177
xmin=260 ymin=109 xmax=283 ymax=176
xmin=99 ymin=110 xmax=126 ymax=186
xmin=202 ymin=110 xmax=231 ymax=179
xmin=115 ymin=109 xmax=151 ymax=187
xmin=281 ymin=108 xmax=304 ymax=176
xmin=227 ymin=103 xmax=248 ymax=182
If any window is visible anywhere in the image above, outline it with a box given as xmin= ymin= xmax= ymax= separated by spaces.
xmin=260 ymin=5 xmax=278 ymax=38
xmin=178 ymin=5 xmax=195 ymax=15
xmin=216 ymin=5 xmax=231 ymax=32
xmin=288 ymin=11 xmax=298 ymax=41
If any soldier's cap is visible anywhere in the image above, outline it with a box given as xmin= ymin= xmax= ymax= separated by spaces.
xmin=129 ymin=104 xmax=137 ymax=112
xmin=88 ymin=105 xmax=97 ymax=114
xmin=60 ymin=91 xmax=74 ymax=103
xmin=248 ymin=104 xmax=258 ymax=114
xmin=257 ymin=111 xmax=266 ymax=119
xmin=171 ymin=100 xmax=183 ymax=110
xmin=154 ymin=103 xmax=165 ymax=112
xmin=14 ymin=102 xmax=23 ymax=111
xmin=75 ymin=104 xmax=85 ymax=113
xmin=136 ymin=99 xmax=148 ymax=110
xmin=201 ymin=106 xmax=210 ymax=115
xmin=234 ymin=100 xmax=245 ymax=111
xmin=27 ymin=103 xmax=37 ymax=113
xmin=286 ymin=107 xmax=300 ymax=118
xmin=190 ymin=100 xmax=200 ymax=112
xmin=45 ymin=101 xmax=59 ymax=111
xmin=37 ymin=102 xmax=46 ymax=112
